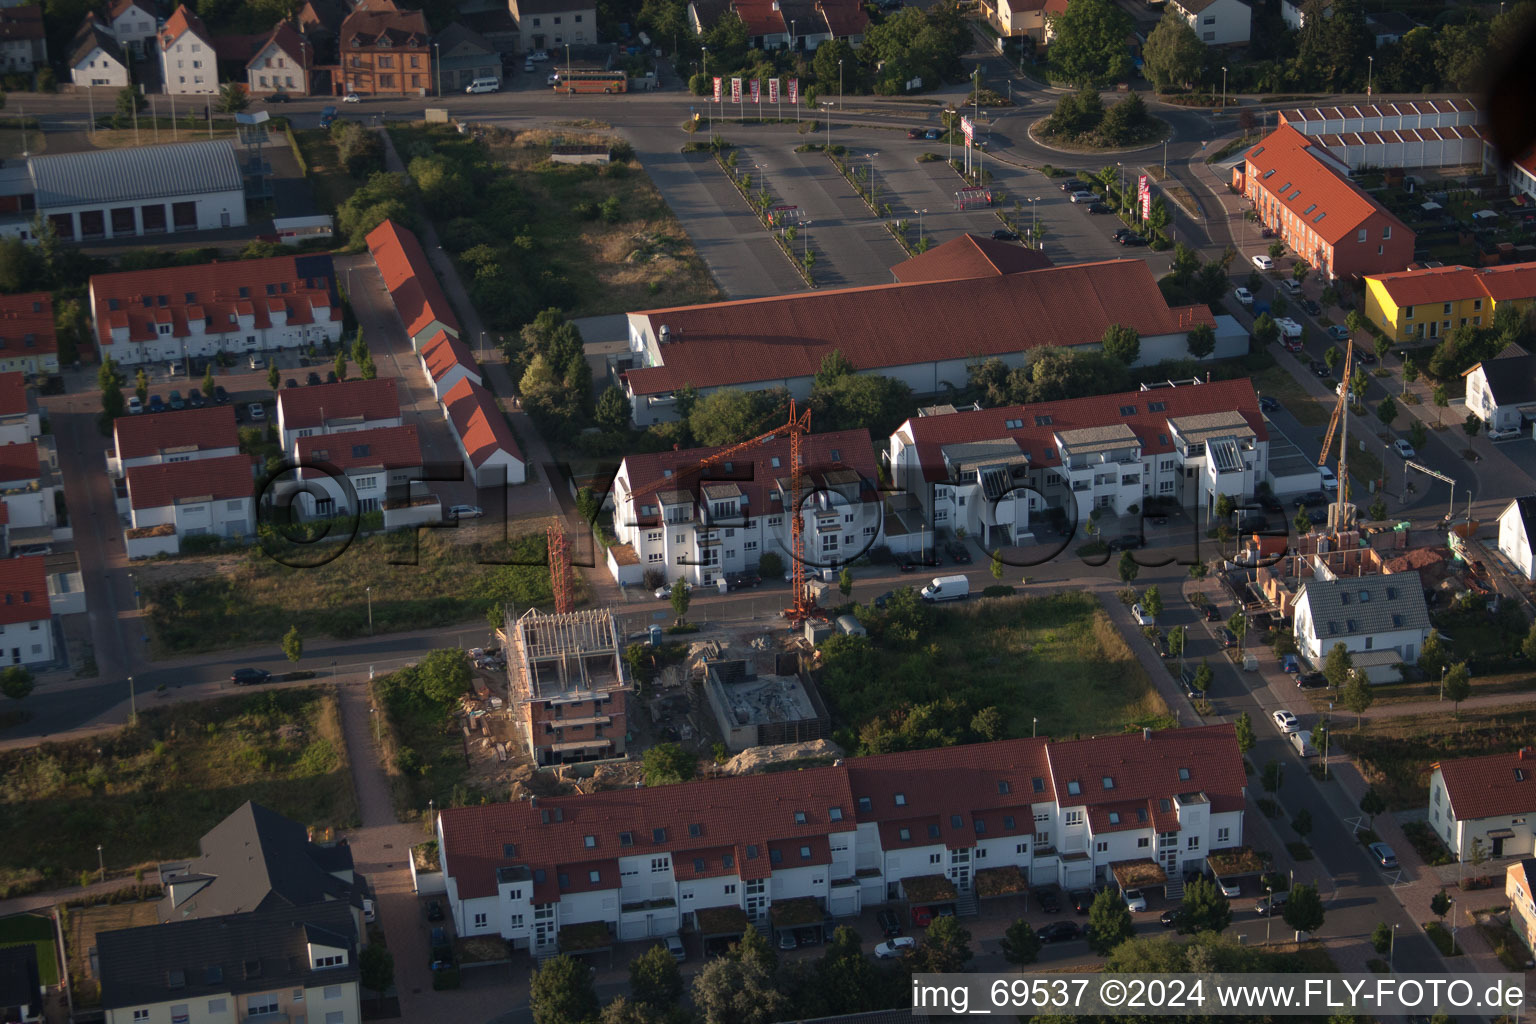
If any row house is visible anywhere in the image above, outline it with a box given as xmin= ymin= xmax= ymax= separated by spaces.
xmin=0 ymin=6 xmax=46 ymax=74
xmin=123 ymin=454 xmax=256 ymax=557
xmin=88 ymin=255 xmax=342 ymax=367
xmin=67 ymin=13 xmax=130 ymax=89
xmin=1364 ymin=262 xmax=1536 ymax=343
xmin=0 ymin=293 xmax=57 ymax=376
xmin=292 ymin=423 xmax=421 ymax=519
xmin=443 ymin=377 xmax=525 ymax=488
xmin=0 ymin=372 xmax=39 ymax=447
xmin=419 ymin=329 xmax=481 ymax=401
xmin=1234 ymin=125 xmax=1414 ymax=281
xmin=246 ymin=22 xmax=310 ymax=97
xmin=435 ymin=725 xmax=1245 ymax=953
xmin=107 ymin=405 xmax=240 ymax=477
xmin=159 ymin=4 xmax=217 ymax=96
xmin=1278 ymin=99 xmax=1480 ymax=136
xmin=275 ymin=377 xmax=401 ymax=456
xmin=1431 ymin=748 xmax=1536 ymax=863
xmin=366 ymin=219 xmax=461 ymax=350
xmin=887 ymin=378 xmax=1268 ymax=545
xmin=109 ymin=0 xmax=159 ymax=58
xmin=338 ymin=6 xmax=429 ymax=98
xmin=607 ymin=428 xmax=881 ymax=588
xmin=0 ymin=555 xmax=51 ymax=667
xmin=687 ymin=0 xmax=866 ymax=51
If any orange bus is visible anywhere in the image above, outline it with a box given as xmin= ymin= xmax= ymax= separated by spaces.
xmin=554 ymin=69 xmax=628 ymax=94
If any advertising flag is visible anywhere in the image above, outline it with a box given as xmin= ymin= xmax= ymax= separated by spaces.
xmin=730 ymin=77 xmax=742 ymax=103
xmin=1142 ymin=189 xmax=1152 ymax=220
xmin=788 ymin=77 xmax=799 ymax=104
xmin=768 ymin=77 xmax=780 ymax=103
xmin=960 ymin=115 xmax=974 ymax=147
xmin=750 ymin=78 xmax=761 ymax=103
xmin=712 ymin=76 xmax=722 ymax=102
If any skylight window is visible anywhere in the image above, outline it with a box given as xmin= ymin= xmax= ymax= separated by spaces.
xmin=1035 ymin=415 xmax=1053 ymax=426
xmin=1120 ymin=406 xmax=1137 ymax=416
xmin=1148 ymin=401 xmax=1166 ymax=412
xmin=1067 ymin=780 xmax=1081 ymax=795
xmin=1108 ymin=812 xmax=1120 ymax=825
xmin=1303 ymin=204 xmax=1317 ymax=215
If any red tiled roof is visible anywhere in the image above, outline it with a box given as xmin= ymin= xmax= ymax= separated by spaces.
xmin=420 ymin=330 xmax=480 ymax=383
xmin=109 ymin=0 xmax=148 ymax=18
xmin=1435 ymin=749 xmax=1536 ymax=822
xmin=1472 ymin=262 xmax=1536 ymax=302
xmin=0 ymin=371 xmax=26 ymax=418
xmin=158 ymin=3 xmax=211 ymax=49
xmin=1368 ymin=261 xmax=1536 ymax=307
xmin=891 ymin=234 xmax=1054 ymax=284
xmin=366 ymin=220 xmax=461 ymax=339
xmin=0 ymin=501 xmax=12 ymax=526
xmin=443 ymin=378 xmax=523 ymax=469
xmin=0 ymin=292 xmax=56 ymax=359
xmin=0 ymin=555 xmax=48 ymax=625
xmin=1045 ymin=723 xmax=1248 ymax=819
xmin=113 ymin=406 xmax=239 ymax=461
xmin=625 ymin=260 xmax=1213 ymax=396
xmin=896 ymin=378 xmax=1267 ymax=483
xmin=616 ymin=427 xmax=876 ymax=522
xmin=296 ymin=423 xmax=420 ymax=477
xmin=247 ymin=21 xmax=306 ymax=69
xmin=0 ymin=441 xmax=37 ymax=484
xmin=1242 ymin=124 xmax=1411 ymax=247
xmin=818 ymin=0 xmax=869 ymax=36
xmin=89 ymin=256 xmax=338 ymax=351
xmin=732 ymin=0 xmax=786 ymax=35
xmin=276 ymin=377 xmax=399 ymax=431
xmin=340 ymin=6 xmax=428 ymax=47
xmin=126 ymin=454 xmax=255 ymax=510
xmin=0 ymin=5 xmax=43 ymax=43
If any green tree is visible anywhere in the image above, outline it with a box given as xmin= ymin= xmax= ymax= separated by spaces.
xmin=334 ymin=348 xmax=348 ymax=382
xmin=1141 ymin=585 xmax=1163 ymax=618
xmin=1293 ymin=507 xmax=1313 ymax=535
xmin=733 ymin=923 xmax=777 ymax=974
xmin=1464 ymin=413 xmax=1482 ymax=437
xmin=1360 ymin=787 xmax=1386 ymax=824
xmin=838 ymin=567 xmax=853 ymax=598
xmin=0 ymin=665 xmax=33 ymax=701
xmin=600 ymin=997 xmax=665 ymax=1024
xmin=1117 ymin=549 xmax=1139 ymax=584
xmin=267 ymin=363 xmax=281 ymax=392
xmin=1048 ymin=0 xmax=1134 ymax=85
xmin=1176 ymin=877 xmax=1231 ymax=935
xmin=1430 ymin=889 xmax=1452 ymax=923
xmin=1377 ymin=394 xmax=1398 ymax=427
xmin=1324 ymin=345 xmax=1341 ymax=374
xmin=134 ymin=367 xmax=149 ymax=403
xmin=1261 ymin=759 xmax=1282 ymax=794
xmin=1186 ymin=323 xmax=1216 ymax=359
xmin=629 ymin=943 xmax=684 ymax=1008
xmin=1227 ymin=612 xmax=1248 ymax=655
xmin=691 ymin=955 xmax=784 ymax=1024
xmin=1087 ymin=887 xmax=1135 ymax=954
xmin=359 ymin=943 xmax=394 ymax=1011
xmin=1101 ymin=322 xmax=1140 ymax=364
xmin=1340 ymin=668 xmax=1374 ymax=727
xmin=1234 ymin=711 xmax=1255 ymax=754
xmin=669 ymin=578 xmax=691 ymax=621
xmin=417 ymin=648 xmax=472 ymax=704
xmin=1418 ymin=631 xmax=1448 ymax=678
xmin=689 ymin=388 xmax=787 ymax=448
xmin=1402 ymin=355 xmax=1418 ymax=384
xmin=1252 ymin=312 xmax=1279 ymax=347
xmin=1432 ymin=383 xmax=1449 ymax=424
xmin=1000 ymin=918 xmax=1042 ymax=965
xmin=1192 ymin=660 xmax=1213 ymax=694
xmin=1371 ymin=921 xmax=1393 ymax=955
xmin=1522 ymin=621 xmax=1536 ymax=664
xmin=116 ymin=85 xmax=144 ymax=117
xmin=642 ymin=742 xmax=696 ymax=786
xmin=917 ymin=915 xmax=973 ymax=973
xmin=1442 ymin=661 xmax=1471 ymax=715
xmin=1214 ymin=493 xmax=1236 ymax=522
xmin=1374 ymin=332 xmax=1392 ymax=362
xmin=1368 ymin=496 xmax=1387 ymax=522
xmin=1291 ymin=807 xmax=1313 ymax=839
xmin=1282 ymin=883 xmax=1325 ymax=936
xmin=758 ymin=551 xmax=784 ymax=578
xmin=990 ymin=548 xmax=1004 ymax=581
xmin=1142 ymin=8 xmax=1204 ymax=90
xmin=1098 ymin=92 xmax=1148 ymax=144
xmin=1323 ymin=641 xmax=1352 ymax=690
xmin=282 ymin=625 xmax=303 ymax=664
xmin=1167 ymin=626 xmax=1185 ymax=661
xmin=218 ymin=80 xmax=249 ymax=113
xmin=595 ymin=386 xmax=632 ymax=433
xmin=530 ymin=955 xmax=600 ymax=1024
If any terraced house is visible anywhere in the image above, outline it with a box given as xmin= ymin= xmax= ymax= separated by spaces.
xmin=339 ymin=6 xmax=429 ymax=98
xmin=434 ymin=726 xmax=1245 ymax=953
xmin=1364 ymin=262 xmax=1536 ymax=342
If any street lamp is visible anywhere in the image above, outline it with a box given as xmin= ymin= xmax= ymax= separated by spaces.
xmin=1032 ymin=716 xmax=1037 ymax=738
xmin=366 ymin=585 xmax=374 ymax=635
xmin=1027 ymin=195 xmax=1040 ymax=248
xmin=1440 ymin=664 xmax=1447 ymax=701
xmin=821 ymin=101 xmax=833 ymax=149
xmin=702 ymin=46 xmax=711 ymax=140
xmin=1162 ymin=137 xmax=1168 ymax=177
xmin=1389 ymin=922 xmax=1399 ymax=969
xmin=1264 ymin=884 xmax=1273 ymax=944
xmin=433 ymin=42 xmax=441 ymax=97
xmin=914 ymin=208 xmax=926 ymax=244
xmin=127 ymin=674 xmax=136 ymax=723
xmin=97 ymin=844 xmax=104 ymax=883
xmin=1367 ymin=55 xmax=1374 ymax=98
xmin=1221 ymin=66 xmax=1227 ymax=110
xmin=865 ymin=151 xmax=878 ymax=204
xmin=838 ymin=58 xmax=843 ymax=108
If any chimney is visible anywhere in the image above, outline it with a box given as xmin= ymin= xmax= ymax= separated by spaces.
xmin=1522 ymin=748 xmax=1530 ymax=761
xmin=659 ymin=324 xmax=671 ymax=343
xmin=1142 ymin=727 xmax=1152 ymax=741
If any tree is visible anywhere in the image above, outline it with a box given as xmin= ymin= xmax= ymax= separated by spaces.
xmin=1143 ymin=8 xmax=1204 ymax=90
xmin=0 ymin=665 xmax=33 ymax=701
xmin=1324 ymin=345 xmax=1341 ymax=374
xmin=1430 ymin=889 xmax=1452 ymax=923
xmin=267 ymin=363 xmax=281 ymax=392
xmin=692 ymin=956 xmax=785 ymax=1024
xmin=1141 ymin=585 xmax=1163 ymax=619
xmin=601 ymin=998 xmax=665 ymax=1024
xmin=1377 ymin=394 xmax=1398 ymax=427
xmin=1293 ymin=507 xmax=1313 ymax=535
xmin=1233 ymin=710 xmax=1255 ymax=754
xmin=1291 ymin=808 xmax=1313 ymax=839
xmin=1464 ymin=413 xmax=1482 ymax=437
xmin=1000 ymin=918 xmax=1041 ymax=965
xmin=1402 ymin=355 xmax=1418 ymax=385
xmin=629 ymin=944 xmax=684 ymax=1008
xmin=575 ymin=487 xmax=602 ymax=527
xmin=1167 ymin=626 xmax=1185 ymax=661
xmin=595 ymin=386 xmax=632 ymax=433
xmin=1227 ymin=612 xmax=1248 ymax=655
xmin=1340 ymin=668 xmax=1374 ymax=727
xmin=416 ymin=648 xmax=472 ymax=704
xmin=733 ymin=923 xmax=777 ymax=974
xmin=1273 ymin=630 xmax=1297 ymax=658
xmin=334 ymin=348 xmax=348 ymax=382
xmin=116 ymin=86 xmax=144 ymax=117
xmin=1323 ymin=641 xmax=1352 ymax=690
xmin=1368 ymin=496 xmax=1387 ymax=523
xmin=218 ymin=80 xmax=249 ymax=113
xmin=642 ymin=742 xmax=695 ymax=786
xmin=1214 ymin=493 xmax=1236 ymax=522
xmin=1371 ymin=921 xmax=1393 ymax=956
xmin=1101 ymin=323 xmax=1140 ymax=364
xmin=134 ymin=367 xmax=149 ymax=403
xmin=1252 ymin=313 xmax=1279 ymax=348
xmin=1261 ymin=759 xmax=1282 ymax=794
xmin=359 ymin=943 xmax=394 ymax=1011
xmin=689 ymin=388 xmax=787 ymax=448
xmin=1282 ymin=882 xmax=1325 ymax=936
xmin=1186 ymin=323 xmax=1216 ymax=359
xmin=530 ymin=955 xmax=600 ymax=1024
xmin=837 ymin=567 xmax=853 ymax=599
xmin=1409 ymin=419 xmax=1427 ymax=450
xmin=1048 ymin=0 xmax=1134 ymax=85
xmin=990 ymin=548 xmax=1004 ymax=581
xmin=1192 ymin=660 xmax=1213 ymax=694
xmin=1432 ymin=383 xmax=1449 ymax=424
xmin=1087 ymin=887 xmax=1134 ymax=954
xmin=1117 ymin=550 xmax=1139 ymax=584
xmin=916 ymin=915 xmax=973 ymax=973
xmin=282 ymin=625 xmax=303 ymax=664
xmin=1099 ymin=92 xmax=1149 ymax=144
xmin=1418 ymin=631 xmax=1448 ymax=679
xmin=1176 ymin=877 xmax=1231 ymax=935
xmin=1442 ymin=661 xmax=1471 ymax=715
xmin=669 ymin=578 xmax=691 ymax=622
xmin=1523 ymin=622 xmax=1536 ymax=664
xmin=1360 ymin=787 xmax=1386 ymax=824
xmin=758 ymin=551 xmax=784 ymax=579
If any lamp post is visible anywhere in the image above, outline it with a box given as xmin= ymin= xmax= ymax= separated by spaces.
xmin=1389 ymin=922 xmax=1399 ymax=969
xmin=433 ymin=42 xmax=441 ymax=97
xmin=790 ymin=18 xmax=796 ymax=50
xmin=1032 ymin=716 xmax=1037 ymax=738
xmin=1367 ymin=55 xmax=1373 ymax=97
xmin=866 ymin=151 xmax=878 ymax=204
xmin=97 ymin=844 xmax=104 ymax=883
xmin=821 ymin=101 xmax=833 ymax=149
xmin=1162 ymin=137 xmax=1168 ymax=177
xmin=1221 ymin=66 xmax=1227 ymax=110
xmin=838 ymin=58 xmax=843 ymax=108
xmin=1028 ymin=195 xmax=1039 ymax=248
xmin=1440 ymin=664 xmax=1447 ymax=701
xmin=1117 ymin=161 xmax=1124 ymax=205
xmin=127 ymin=675 xmax=136 ymax=724
xmin=915 ymin=207 xmax=926 ymax=244
xmin=366 ymin=585 xmax=373 ymax=635
xmin=1264 ymin=884 xmax=1273 ymax=944
xmin=702 ymin=47 xmax=711 ymax=141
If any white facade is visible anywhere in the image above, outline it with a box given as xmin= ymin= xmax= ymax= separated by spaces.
xmin=1291 ymin=588 xmax=1429 ymax=666
xmin=1173 ymin=0 xmax=1250 ymax=44
xmin=95 ymin=299 xmax=337 ymax=370
xmin=2 ymin=485 xmax=52 ymax=531
xmin=1429 ymin=765 xmax=1536 ymax=862
xmin=0 ymin=614 xmax=52 ymax=667
xmin=1497 ymin=499 xmax=1536 ymax=581
xmin=110 ymin=2 xmax=158 ymax=57
xmin=247 ymin=40 xmax=305 ymax=95
xmin=1466 ymin=363 xmax=1530 ymax=433
xmin=103 ymin=979 xmax=360 ymax=1024
xmin=0 ymin=409 xmax=40 ymax=448
xmin=160 ymin=28 xmax=216 ymax=95
xmin=280 ymin=411 xmax=402 ymax=459
xmin=71 ymin=44 xmax=130 ymax=87
xmin=131 ymin=494 xmax=253 ymax=538
xmin=290 ymin=465 xmax=416 ymax=519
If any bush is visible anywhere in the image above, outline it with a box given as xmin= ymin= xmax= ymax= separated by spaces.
xmin=981 ymin=585 xmax=1016 ymax=597
xmin=758 ymin=551 xmax=785 ymax=578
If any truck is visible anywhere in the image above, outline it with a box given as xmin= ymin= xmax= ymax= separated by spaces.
xmin=1289 ymin=729 xmax=1317 ymax=757
xmin=920 ymin=574 xmax=969 ymax=602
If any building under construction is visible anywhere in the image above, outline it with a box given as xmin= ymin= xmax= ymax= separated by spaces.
xmin=501 ymin=607 xmax=629 ymax=767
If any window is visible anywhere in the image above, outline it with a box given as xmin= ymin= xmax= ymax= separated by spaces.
xmin=694 ymin=858 xmax=706 ymax=872
xmin=208 ymin=999 xmax=227 ymax=1013
xmin=1138 ymin=837 xmax=1149 ymax=848
xmin=1063 ymin=810 xmax=1083 ymax=826
xmin=829 ymin=807 xmax=843 ymax=821
xmin=1217 ymin=826 xmax=1230 ymax=843
xmin=1178 ymin=767 xmax=1190 ymax=781
xmin=857 ymin=796 xmax=871 ymax=812
xmin=313 ymin=954 xmax=344 ymax=968
xmin=326 ymin=1014 xmax=345 ymax=1024
xmin=1383 ymin=225 xmax=1391 ymax=240
xmin=620 ymin=831 xmax=634 ymax=847
xmin=1096 ymin=841 xmax=1108 ymax=852
xmin=589 ymin=870 xmax=601 ymax=883
xmin=1066 ymin=780 xmax=1080 ymax=795
xmin=1102 ymin=776 xmax=1114 ymax=790
xmin=1035 ymin=831 xmax=1049 ymax=844
xmin=794 ymin=811 xmax=807 ymax=824
xmin=688 ymin=823 xmax=703 ymax=837
xmin=474 ymin=912 xmax=488 ymax=927
xmin=1203 ymin=30 xmax=1214 ymax=39
xmin=1357 ymin=229 xmax=1368 ymax=243
xmin=247 ymin=995 xmax=280 ymax=1016
xmin=975 ymin=819 xmax=986 ymax=834
xmin=800 ymin=845 xmax=812 ymax=860
xmin=899 ymin=827 xmax=911 ymax=841
xmin=651 ymin=857 xmax=670 ymax=871
xmin=1405 ymin=306 xmax=1414 ymax=320
xmin=1203 ymin=14 xmax=1214 ymax=21
xmin=929 ymin=853 xmax=942 ymax=864
xmin=928 ymin=824 xmax=941 ymax=839
xmin=584 ymin=835 xmax=596 ymax=848
xmin=1032 ymin=777 xmax=1045 ymax=793
xmin=1016 ymin=843 xmax=1028 ymax=854
xmin=770 ymin=848 xmax=783 ymax=864
xmin=1187 ymin=836 xmax=1200 ymax=849
xmin=894 ymin=793 xmax=906 ymax=806
xmin=1108 ymin=812 xmax=1121 ymax=825
xmin=653 ymin=828 xmax=667 ymax=843
xmin=133 ymin=1013 xmax=150 ymax=1023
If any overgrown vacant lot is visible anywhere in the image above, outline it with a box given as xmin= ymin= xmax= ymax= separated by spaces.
xmin=818 ymin=592 xmax=1169 ymax=754
xmin=390 ymin=123 xmax=722 ymax=325
xmin=1342 ymin=707 xmax=1536 ymax=810
xmin=144 ymin=529 xmax=565 ymax=656
xmin=0 ymin=688 xmax=355 ymax=898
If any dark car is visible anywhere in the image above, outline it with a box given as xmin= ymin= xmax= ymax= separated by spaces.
xmin=1237 ymin=514 xmax=1268 ymax=533
xmin=944 ymin=541 xmax=972 ymax=564
xmin=1061 ymin=180 xmax=1088 ymax=192
xmin=1299 ymin=299 xmax=1322 ymax=316
xmin=1295 ymin=491 xmax=1327 ymax=508
xmin=1258 ymin=395 xmax=1279 ymax=413
xmin=1202 ymin=604 xmax=1221 ymax=622
xmin=307 ymin=371 xmax=323 ymax=386
xmin=1356 ymin=351 xmax=1377 ymax=365
xmin=1258 ymin=492 xmax=1283 ymax=513
xmin=286 ymin=378 xmax=299 ymax=389
xmin=1108 ymin=534 xmax=1144 ymax=551
xmin=430 ymin=927 xmax=449 ymax=948
xmin=873 ymin=591 xmax=894 ymax=609
xmin=212 ymin=385 xmax=229 ymax=404
xmin=234 ymin=403 xmax=246 ymax=423
xmin=1038 ymin=920 xmax=1080 ymax=943
xmin=426 ymin=900 xmax=445 ymax=921
xmin=907 ymin=128 xmax=924 ymax=139
xmin=991 ymin=228 xmax=1020 ymax=241
xmin=168 ymin=390 xmax=185 ymax=410
xmin=148 ymin=394 xmax=166 ymax=413
xmin=1112 ymin=227 xmax=1133 ymax=240
xmin=1070 ymin=889 xmax=1095 ymax=914
xmin=898 ymin=552 xmax=942 ymax=571
xmin=1297 ymin=671 xmax=1328 ymax=689
xmin=230 ymin=668 xmax=271 ymax=686
xmin=1327 ymin=325 xmax=1351 ymax=341
xmin=319 ymin=105 xmax=337 ymax=129
xmin=1159 ymin=908 xmax=1184 ymax=928
xmin=877 ymin=908 xmax=902 ymax=938
xmin=266 ymin=91 xmax=290 ymax=103
xmin=1310 ymin=360 xmax=1331 ymax=378
xmin=1217 ymin=627 xmax=1238 ymax=648
xmin=1118 ymin=234 xmax=1148 ymax=247
xmin=1088 ymin=202 xmax=1112 ymax=214
xmin=1035 ymin=889 xmax=1062 ymax=914
xmin=725 ymin=572 xmax=762 ymax=591
xmin=186 ymin=388 xmax=205 ymax=408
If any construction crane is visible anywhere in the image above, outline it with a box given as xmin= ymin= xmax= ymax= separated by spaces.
xmin=1317 ymin=335 xmax=1357 ymax=538
xmin=627 ymin=399 xmax=819 ymax=624
xmin=547 ymin=521 xmax=573 ymax=614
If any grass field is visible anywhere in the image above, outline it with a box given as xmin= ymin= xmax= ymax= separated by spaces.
xmin=371 ymin=664 xmax=475 ymax=819
xmin=0 ymin=688 xmax=356 ymax=898
xmin=143 ymin=528 xmax=567 ymax=656
xmin=1252 ymin=365 xmax=1330 ymax=427
xmin=0 ymin=913 xmax=57 ymax=985
xmin=292 ymin=128 xmax=352 ymax=214
xmin=63 ymin=902 xmax=159 ymax=1006
xmin=1340 ymin=705 xmax=1536 ymax=809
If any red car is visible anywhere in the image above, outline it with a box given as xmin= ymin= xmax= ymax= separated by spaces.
xmin=911 ymin=906 xmax=933 ymax=927
xmin=907 ymin=128 xmax=923 ymax=139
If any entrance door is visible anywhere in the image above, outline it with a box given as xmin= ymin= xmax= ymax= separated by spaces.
xmin=1494 ymin=836 xmax=1506 ymax=857
xmin=950 ymin=848 xmax=971 ymax=892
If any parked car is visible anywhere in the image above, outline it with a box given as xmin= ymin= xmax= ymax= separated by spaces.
xmin=1123 ymin=888 xmax=1148 ymax=912
xmin=1271 ymin=709 xmax=1299 ymax=733
xmin=363 ymin=899 xmax=376 ymax=923
xmin=1356 ymin=351 xmax=1377 ymax=365
xmin=1234 ymin=287 xmax=1254 ymax=306
xmin=248 ymin=402 xmax=266 ymax=421
xmin=327 ymin=371 xmax=338 ymax=383
xmin=991 ymin=228 xmax=1020 ymax=241
xmin=1259 ymin=492 xmax=1283 ymax=513
xmin=665 ymin=934 xmax=686 ymax=961
xmin=1070 ymin=889 xmax=1094 ymax=914
xmin=342 ymin=92 xmax=361 ymax=103
xmin=127 ymin=395 xmax=143 ymax=414
xmin=1297 ymin=671 xmax=1327 ymax=689
xmin=186 ymin=388 xmax=205 ymax=408
xmin=1218 ymin=878 xmax=1241 ymax=898
xmin=1255 ymin=892 xmax=1288 ymax=916
xmin=230 ymin=668 xmax=271 ymax=686
xmin=778 ymin=930 xmax=797 ymax=951
xmin=429 ymin=927 xmax=449 ymax=950
xmin=233 ymin=404 xmax=245 ymax=423
xmin=1392 ymin=439 xmax=1416 ymax=458
xmin=1035 ymin=888 xmax=1061 ymax=914
xmin=872 ymin=591 xmax=894 ymax=610
xmin=1327 ymin=325 xmax=1351 ymax=340
xmin=286 ymin=378 xmax=299 ymax=389
xmin=725 ymin=572 xmax=762 ymax=590
xmin=1319 ymin=466 xmax=1337 ymax=490
xmin=319 ymin=105 xmax=337 ymax=128
xmin=1202 ymin=604 xmax=1221 ymax=622
xmin=877 ymin=908 xmax=902 ymax=937
xmin=1295 ymin=490 xmax=1327 ymax=508
xmin=1038 ymin=920 xmax=1080 ymax=943
xmin=1368 ymin=842 xmax=1399 ymax=869
xmin=148 ymin=394 xmax=165 ymax=413
xmin=1061 ymin=179 xmax=1089 ymax=192
xmin=1252 ymin=255 xmax=1275 ymax=270
xmin=1300 ymin=299 xmax=1322 ymax=316
xmin=1274 ymin=317 xmax=1303 ymax=339
xmin=1108 ymin=534 xmax=1145 ymax=551
xmin=426 ymin=900 xmax=444 ymax=921
xmin=1069 ymin=190 xmax=1097 ymax=204
xmin=168 ymin=390 xmax=185 ymax=410
xmin=1488 ymin=426 xmax=1524 ymax=440
xmin=874 ymin=937 xmax=916 ymax=959
xmin=1310 ymin=360 xmax=1331 ymax=377
xmin=944 ymin=541 xmax=972 ymax=564
xmin=1217 ymin=627 xmax=1237 ymax=647
xmin=655 ymin=580 xmax=692 ymax=600
xmin=307 ymin=371 xmax=323 ymax=386
xmin=1118 ymin=234 xmax=1148 ymax=247
xmin=1281 ymin=279 xmax=1303 ymax=296
xmin=1088 ymin=203 xmax=1111 ymax=214
xmin=1112 ymin=227 xmax=1133 ymax=241
xmin=924 ymin=128 xmax=942 ymax=139
xmin=1159 ymin=907 xmax=1183 ymax=927
xmin=212 ymin=385 xmax=229 ymax=404
xmin=1258 ymin=395 xmax=1279 ymax=412
xmin=907 ymin=128 xmax=924 ymax=139
xmin=448 ymin=504 xmax=484 ymax=520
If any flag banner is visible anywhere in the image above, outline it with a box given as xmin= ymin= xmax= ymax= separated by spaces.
xmin=750 ymin=78 xmax=761 ymax=103
xmin=961 ymin=116 xmax=974 ymax=147
xmin=731 ymin=77 xmax=742 ymax=103
xmin=1142 ymin=189 xmax=1152 ymax=220
xmin=768 ymin=78 xmax=780 ymax=103
xmin=1138 ymin=173 xmax=1149 ymax=199
xmin=788 ymin=78 xmax=799 ymax=104
xmin=712 ymin=76 xmax=722 ymax=102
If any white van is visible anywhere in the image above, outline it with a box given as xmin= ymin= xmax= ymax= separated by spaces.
xmin=1290 ymin=729 xmax=1318 ymax=757
xmin=920 ymin=574 xmax=969 ymax=602
xmin=466 ymin=77 xmax=500 ymax=94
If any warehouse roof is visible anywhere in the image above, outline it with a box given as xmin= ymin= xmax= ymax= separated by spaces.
xmin=29 ymin=140 xmax=242 ymax=209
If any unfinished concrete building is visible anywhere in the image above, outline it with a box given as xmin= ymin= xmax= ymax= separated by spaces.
xmin=704 ymin=652 xmax=830 ymax=752
xmin=503 ymin=607 xmax=629 ymax=767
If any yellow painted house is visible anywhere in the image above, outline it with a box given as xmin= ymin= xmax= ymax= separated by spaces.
xmin=1363 ymin=262 xmax=1536 ymax=341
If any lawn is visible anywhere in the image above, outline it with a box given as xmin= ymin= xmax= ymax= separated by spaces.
xmin=0 ymin=688 xmax=356 ymax=898
xmin=388 ymin=123 xmax=722 ymax=328
xmin=371 ymin=657 xmax=480 ymax=819
xmin=62 ymin=902 xmax=160 ymax=1007
xmin=143 ymin=528 xmax=567 ymax=656
xmin=0 ymin=128 xmax=39 ymax=158
xmin=0 ymin=913 xmax=57 ymax=985
xmin=818 ymin=592 xmax=1170 ymax=755
xmin=1339 ymin=706 xmax=1536 ymax=809
xmin=292 ymin=128 xmax=353 ymax=215
xmin=1252 ymin=365 xmax=1330 ymax=427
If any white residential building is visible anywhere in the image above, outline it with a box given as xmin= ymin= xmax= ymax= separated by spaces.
xmin=108 ymin=0 xmax=158 ymax=58
xmin=1291 ymin=573 xmax=1431 ymax=680
xmin=0 ymin=371 xmax=38 ymax=446
xmin=158 ymin=3 xmax=217 ymax=95
xmin=435 ymin=726 xmax=1246 ymax=953
xmin=276 ymin=378 xmax=401 ymax=456
xmin=125 ymin=454 xmax=256 ymax=547
xmin=107 ymin=406 xmax=241 ymax=477
xmin=442 ymin=378 xmax=525 ymax=489
xmin=1466 ymin=354 xmax=1536 ymax=434
xmin=1430 ymin=748 xmax=1536 ymax=862
xmin=1497 ymin=497 xmax=1536 ymax=581
xmin=0 ymin=555 xmax=52 ymax=667
xmin=291 ymin=424 xmax=421 ymax=519
xmin=0 ymin=441 xmax=52 ymax=530
xmin=419 ymin=329 xmax=481 ymax=401
xmin=1171 ymin=0 xmax=1250 ymax=44
xmin=608 ymin=428 xmax=881 ymax=589
xmin=68 ymin=14 xmax=130 ymax=88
